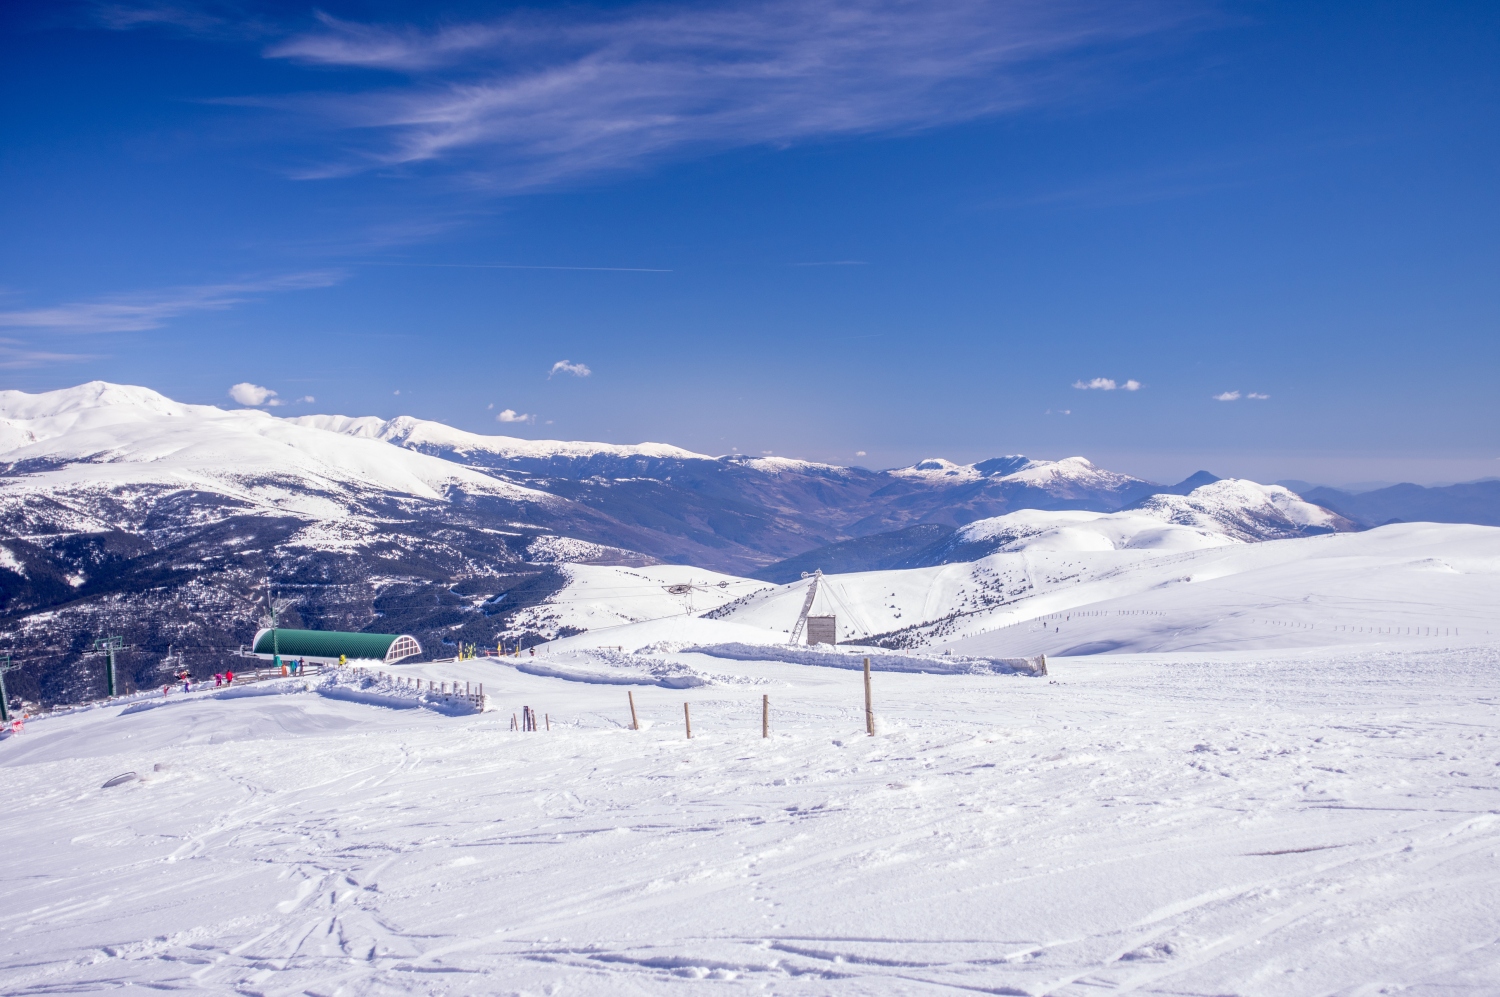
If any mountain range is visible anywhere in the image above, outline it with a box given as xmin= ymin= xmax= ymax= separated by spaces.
xmin=0 ymin=380 xmax=1482 ymax=706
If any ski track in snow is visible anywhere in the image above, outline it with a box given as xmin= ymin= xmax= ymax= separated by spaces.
xmin=2 ymin=646 xmax=1498 ymax=994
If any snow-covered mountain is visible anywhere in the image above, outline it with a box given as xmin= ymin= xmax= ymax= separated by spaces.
xmin=703 ymin=521 xmax=1498 ymax=652
xmin=913 ymin=479 xmax=1355 ymax=564
xmin=0 ymin=381 xmax=1356 ymax=707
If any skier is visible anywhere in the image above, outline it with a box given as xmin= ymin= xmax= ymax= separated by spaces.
xmin=225 ymin=669 xmax=234 ymax=685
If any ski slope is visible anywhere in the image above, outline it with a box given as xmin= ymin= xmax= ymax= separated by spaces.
xmin=703 ymin=522 xmax=1500 ymax=653
xmin=2 ymin=642 xmax=1497 ymax=994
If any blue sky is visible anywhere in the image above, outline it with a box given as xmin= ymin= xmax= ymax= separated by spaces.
xmin=1 ymin=1 xmax=1496 ymax=485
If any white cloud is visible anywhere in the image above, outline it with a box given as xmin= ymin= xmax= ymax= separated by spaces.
xmin=855 ymin=450 xmax=867 ymax=456
xmin=1046 ymin=408 xmax=1072 ymax=415
xmin=1213 ymin=390 xmax=1241 ymax=401
xmin=0 ymin=271 xmax=341 ymax=334
xmin=549 ymin=359 xmax=591 ymax=378
xmin=1073 ymin=377 xmax=1141 ymax=391
xmin=230 ymin=382 xmax=278 ymax=406
xmin=1247 ymin=392 xmax=1270 ymax=400
xmin=251 ymin=1 xmax=1189 ymax=187
xmin=496 ymin=408 xmax=534 ymax=424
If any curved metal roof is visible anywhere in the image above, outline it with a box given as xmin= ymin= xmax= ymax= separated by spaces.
xmin=251 ymin=629 xmax=421 ymax=663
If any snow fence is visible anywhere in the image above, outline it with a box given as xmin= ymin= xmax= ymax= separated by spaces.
xmin=686 ymin=642 xmax=1047 ymax=677
xmin=317 ymin=667 xmax=491 ymax=716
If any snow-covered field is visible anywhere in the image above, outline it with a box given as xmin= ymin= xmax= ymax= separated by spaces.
xmin=3 ymin=641 xmax=1498 ymax=995
xmin=707 ymin=522 xmax=1500 ymax=652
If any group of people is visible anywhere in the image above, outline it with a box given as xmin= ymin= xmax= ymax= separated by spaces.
xmin=278 ymin=657 xmax=308 ymax=675
xmin=161 ymin=669 xmax=237 ymax=696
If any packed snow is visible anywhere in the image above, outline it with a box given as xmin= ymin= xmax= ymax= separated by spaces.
xmin=3 ymin=640 xmax=1497 ymax=994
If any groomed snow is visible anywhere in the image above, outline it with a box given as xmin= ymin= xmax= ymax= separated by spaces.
xmin=3 ymin=643 xmax=1497 ymax=993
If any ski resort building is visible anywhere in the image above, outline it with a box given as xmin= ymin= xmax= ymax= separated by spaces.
xmin=250 ymin=629 xmax=422 ymax=664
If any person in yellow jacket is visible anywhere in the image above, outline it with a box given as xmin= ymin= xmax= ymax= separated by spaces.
xmin=338 ymin=653 xmax=346 ymax=667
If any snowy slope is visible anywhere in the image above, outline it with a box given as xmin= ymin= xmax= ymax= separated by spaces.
xmin=2 ymin=642 xmax=1498 ymax=994
xmin=0 ymin=382 xmax=554 ymax=521
xmin=1132 ymin=477 xmax=1353 ymax=540
xmin=500 ymin=564 xmax=772 ymax=641
xmin=702 ymin=522 xmax=1500 ymax=652
xmin=888 ymin=454 xmax=1146 ymax=494
xmin=295 ymin=412 xmax=711 ymax=464
xmin=911 ymin=478 xmax=1352 ymax=565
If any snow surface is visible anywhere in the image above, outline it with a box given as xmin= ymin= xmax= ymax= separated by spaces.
xmin=1134 ymin=478 xmax=1347 ymax=537
xmin=3 ymin=641 xmax=1498 ymax=994
xmin=0 ymin=382 xmax=552 ymax=523
xmin=942 ymin=479 xmax=1345 ymax=556
xmin=295 ymin=413 xmax=711 ymax=463
xmin=500 ymin=564 xmax=772 ymax=641
xmin=887 ymin=454 xmax=1142 ymax=491
xmin=703 ymin=522 xmax=1500 ymax=650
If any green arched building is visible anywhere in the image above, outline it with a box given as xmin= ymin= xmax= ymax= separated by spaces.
xmin=251 ymin=629 xmax=422 ymax=664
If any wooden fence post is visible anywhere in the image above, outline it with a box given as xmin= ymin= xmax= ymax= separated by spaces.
xmin=684 ymin=702 xmax=692 ymax=739
xmin=762 ymin=694 xmax=769 ymax=738
xmin=864 ymin=657 xmax=874 ymax=736
xmin=628 ymin=690 xmax=639 ymax=730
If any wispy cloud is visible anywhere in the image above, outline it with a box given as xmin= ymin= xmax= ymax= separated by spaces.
xmin=230 ymin=0 xmax=1191 ymax=187
xmin=1213 ymin=390 xmax=1240 ymax=401
xmin=0 ymin=339 xmax=98 ymax=369
xmin=1247 ymin=391 xmax=1269 ymax=400
xmin=496 ymin=408 xmax=534 ymax=424
xmin=549 ymin=359 xmax=591 ymax=378
xmin=1073 ymin=377 xmax=1141 ymax=391
xmin=0 ymin=271 xmax=341 ymax=334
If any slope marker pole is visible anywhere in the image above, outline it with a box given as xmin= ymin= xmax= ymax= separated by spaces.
xmin=628 ymin=690 xmax=639 ymax=730
xmin=762 ymin=694 xmax=769 ymax=739
xmin=684 ymin=702 xmax=692 ymax=740
xmin=864 ymin=657 xmax=874 ymax=736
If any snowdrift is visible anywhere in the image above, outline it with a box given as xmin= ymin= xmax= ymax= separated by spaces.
xmin=686 ymin=642 xmax=1047 ymax=676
